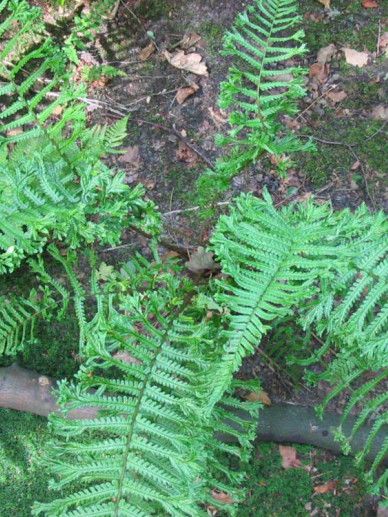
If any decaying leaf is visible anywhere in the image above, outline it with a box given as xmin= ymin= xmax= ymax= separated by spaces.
xmin=211 ymin=490 xmax=234 ymax=505
xmin=309 ymin=62 xmax=329 ymax=84
xmin=362 ymin=0 xmax=378 ymax=7
xmin=326 ymin=89 xmax=347 ymax=103
xmin=279 ymin=445 xmax=302 ymax=469
xmin=317 ymin=43 xmax=336 ymax=64
xmin=318 ymin=0 xmax=330 ymax=7
xmin=379 ymin=32 xmax=388 ymax=53
xmin=208 ymin=107 xmax=228 ymax=127
xmin=370 ymin=104 xmax=388 ymax=121
xmin=176 ymin=83 xmax=199 ymax=104
xmin=176 ymin=141 xmax=198 ymax=167
xmin=164 ymin=50 xmax=209 ymax=76
xmin=139 ymin=42 xmax=156 ymax=61
xmin=245 ymin=390 xmax=272 ymax=406
xmin=185 ymin=247 xmax=219 ymax=273
xmin=342 ymin=48 xmax=369 ymax=67
xmin=180 ymin=32 xmax=202 ymax=50
xmin=119 ymin=145 xmax=142 ymax=170
xmin=313 ymin=480 xmax=337 ymax=494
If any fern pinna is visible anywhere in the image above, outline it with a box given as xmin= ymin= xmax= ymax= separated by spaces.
xmin=197 ymin=0 xmax=313 ymax=207
xmin=210 ymin=192 xmax=387 ymax=491
xmin=33 ymin=261 xmax=258 ymax=516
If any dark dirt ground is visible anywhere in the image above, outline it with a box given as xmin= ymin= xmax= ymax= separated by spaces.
xmin=0 ymin=0 xmax=387 ymax=515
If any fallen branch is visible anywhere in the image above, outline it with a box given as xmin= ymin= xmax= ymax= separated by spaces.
xmin=1 ymin=364 xmax=386 ymax=465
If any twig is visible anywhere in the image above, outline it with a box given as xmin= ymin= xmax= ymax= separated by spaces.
xmin=163 ymin=201 xmax=230 ymax=217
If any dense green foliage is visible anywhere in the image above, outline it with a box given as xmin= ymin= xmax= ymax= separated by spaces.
xmin=0 ymin=0 xmax=386 ymax=515
xmin=196 ymin=0 xmax=314 ymax=208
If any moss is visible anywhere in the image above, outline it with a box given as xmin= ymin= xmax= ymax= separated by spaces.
xmin=199 ymin=21 xmax=224 ymax=53
xmin=301 ymin=0 xmax=380 ymax=53
xmin=0 ymin=410 xmax=56 ymax=516
xmin=239 ymin=443 xmax=368 ymax=516
xmin=296 ymin=118 xmax=386 ymax=189
xmin=136 ymin=0 xmax=170 ymax=20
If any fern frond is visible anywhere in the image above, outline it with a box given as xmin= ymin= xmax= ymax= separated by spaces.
xmin=207 ymin=192 xmax=361 ymax=409
xmin=34 ymin=266 xmax=257 ymax=516
xmin=196 ymin=0 xmax=313 ymax=207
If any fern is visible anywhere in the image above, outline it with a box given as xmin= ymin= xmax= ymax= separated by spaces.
xmin=196 ymin=0 xmax=313 ymax=207
xmin=33 ymin=262 xmax=258 ymax=516
xmin=210 ymin=192 xmax=387 ymax=490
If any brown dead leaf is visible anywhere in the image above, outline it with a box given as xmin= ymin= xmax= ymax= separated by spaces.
xmin=176 ymin=141 xmax=198 ymax=167
xmin=180 ymin=32 xmax=202 ymax=50
xmin=326 ymin=89 xmax=347 ymax=103
xmin=309 ymin=62 xmax=329 ymax=84
xmin=351 ymin=160 xmax=361 ymax=170
xmin=113 ymin=350 xmax=141 ymax=365
xmin=317 ymin=43 xmax=337 ymax=64
xmin=245 ymin=390 xmax=272 ymax=406
xmin=279 ymin=445 xmax=302 ymax=469
xmin=118 ymin=145 xmax=142 ymax=170
xmin=139 ymin=42 xmax=156 ymax=61
xmin=164 ymin=50 xmax=209 ymax=76
xmin=318 ymin=0 xmax=330 ymax=7
xmin=362 ymin=0 xmax=378 ymax=7
xmin=342 ymin=48 xmax=369 ymax=67
xmin=6 ymin=128 xmax=23 ymax=138
xmin=176 ymin=83 xmax=199 ymax=104
xmin=211 ymin=490 xmax=234 ymax=505
xmin=185 ymin=247 xmax=219 ymax=273
xmin=313 ymin=480 xmax=337 ymax=494
xmin=208 ymin=107 xmax=228 ymax=127
xmin=371 ymin=104 xmax=388 ymax=121
xmin=379 ymin=32 xmax=388 ymax=53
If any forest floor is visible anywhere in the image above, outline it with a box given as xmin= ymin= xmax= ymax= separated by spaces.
xmin=0 ymin=0 xmax=387 ymax=515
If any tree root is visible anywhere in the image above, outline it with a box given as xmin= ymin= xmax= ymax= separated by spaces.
xmin=1 ymin=364 xmax=387 ymax=465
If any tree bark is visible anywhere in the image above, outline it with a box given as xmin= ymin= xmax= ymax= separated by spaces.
xmin=0 ymin=364 xmax=386 ymax=465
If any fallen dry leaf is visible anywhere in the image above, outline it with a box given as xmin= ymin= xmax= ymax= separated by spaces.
xmin=164 ymin=50 xmax=208 ymax=76
xmin=351 ymin=160 xmax=361 ymax=171
xmin=139 ymin=42 xmax=156 ymax=61
xmin=176 ymin=141 xmax=199 ymax=167
xmin=208 ymin=107 xmax=228 ymax=127
xmin=114 ymin=350 xmax=141 ymax=365
xmin=317 ymin=43 xmax=337 ymax=64
xmin=309 ymin=62 xmax=329 ymax=84
xmin=245 ymin=390 xmax=272 ymax=406
xmin=370 ymin=104 xmax=388 ymax=121
xmin=211 ymin=490 xmax=234 ymax=505
xmin=279 ymin=445 xmax=302 ymax=469
xmin=176 ymin=83 xmax=199 ymax=104
xmin=118 ymin=145 xmax=142 ymax=170
xmin=342 ymin=48 xmax=369 ymax=67
xmin=318 ymin=0 xmax=330 ymax=7
xmin=185 ymin=247 xmax=219 ymax=273
xmin=326 ymin=89 xmax=347 ymax=103
xmin=379 ymin=32 xmax=388 ymax=53
xmin=180 ymin=32 xmax=202 ymax=50
xmin=362 ymin=0 xmax=378 ymax=7
xmin=313 ymin=480 xmax=337 ymax=494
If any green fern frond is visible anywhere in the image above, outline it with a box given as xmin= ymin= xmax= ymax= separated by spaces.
xmin=34 ymin=266 xmax=257 ymax=516
xmin=207 ymin=192 xmax=362 ymax=409
xmin=196 ymin=0 xmax=313 ymax=207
